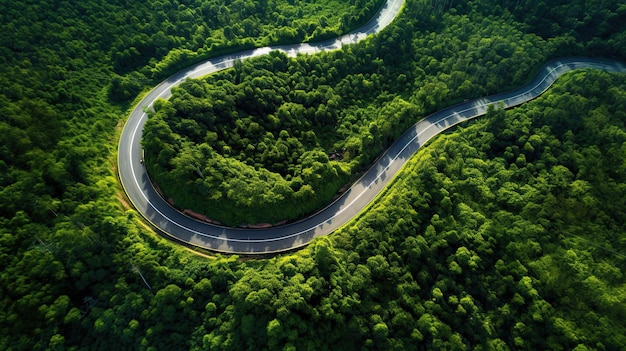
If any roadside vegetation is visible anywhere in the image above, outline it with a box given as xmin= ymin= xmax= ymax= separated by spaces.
xmin=145 ymin=8 xmax=553 ymax=225
xmin=1 ymin=0 xmax=625 ymax=349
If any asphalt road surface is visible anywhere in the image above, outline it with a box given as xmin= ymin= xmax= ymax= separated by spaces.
xmin=118 ymin=1 xmax=626 ymax=254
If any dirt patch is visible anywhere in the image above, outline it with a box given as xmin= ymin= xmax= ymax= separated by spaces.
xmin=117 ymin=191 xmax=131 ymax=211
xmin=184 ymin=247 xmax=217 ymax=260
xmin=115 ymin=119 xmax=124 ymax=132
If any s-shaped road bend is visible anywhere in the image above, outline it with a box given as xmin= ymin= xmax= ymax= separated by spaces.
xmin=118 ymin=0 xmax=626 ymax=254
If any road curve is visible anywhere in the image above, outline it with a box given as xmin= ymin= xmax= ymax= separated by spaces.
xmin=118 ymin=2 xmax=626 ymax=254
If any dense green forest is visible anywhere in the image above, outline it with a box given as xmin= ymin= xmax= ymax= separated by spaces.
xmin=143 ymin=0 xmax=626 ymax=225
xmin=144 ymin=8 xmax=554 ymax=225
xmin=1 ymin=0 xmax=626 ymax=349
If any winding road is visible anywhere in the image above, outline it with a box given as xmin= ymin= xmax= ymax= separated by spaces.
xmin=118 ymin=0 xmax=626 ymax=254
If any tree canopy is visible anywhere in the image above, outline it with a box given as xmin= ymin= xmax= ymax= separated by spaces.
xmin=1 ymin=0 xmax=626 ymax=349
